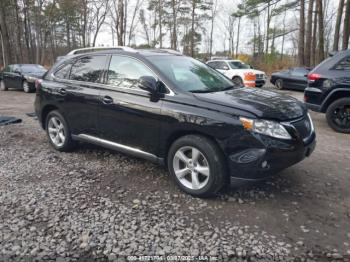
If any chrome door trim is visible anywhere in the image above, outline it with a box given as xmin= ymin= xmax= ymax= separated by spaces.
xmin=72 ymin=134 xmax=163 ymax=164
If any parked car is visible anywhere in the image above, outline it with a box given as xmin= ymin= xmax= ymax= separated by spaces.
xmin=0 ymin=64 xmax=47 ymax=93
xmin=271 ymin=67 xmax=311 ymax=90
xmin=35 ymin=48 xmax=316 ymax=197
xmin=206 ymin=59 xmax=267 ymax=88
xmin=304 ymin=49 xmax=350 ymax=133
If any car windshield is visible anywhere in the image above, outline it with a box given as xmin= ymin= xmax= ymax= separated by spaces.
xmin=150 ymin=56 xmax=234 ymax=93
xmin=20 ymin=65 xmax=46 ymax=73
xmin=229 ymin=61 xmax=250 ymax=69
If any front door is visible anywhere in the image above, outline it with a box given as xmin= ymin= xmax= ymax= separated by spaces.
xmin=98 ymin=55 xmax=162 ymax=156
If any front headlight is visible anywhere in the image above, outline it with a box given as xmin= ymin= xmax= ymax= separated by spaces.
xmin=240 ymin=117 xmax=292 ymax=140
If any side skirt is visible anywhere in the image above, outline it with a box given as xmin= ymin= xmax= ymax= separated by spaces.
xmin=72 ymin=134 xmax=164 ymax=165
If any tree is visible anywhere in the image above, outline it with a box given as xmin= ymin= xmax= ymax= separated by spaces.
xmin=333 ymin=0 xmax=345 ymax=51
xmin=298 ymin=0 xmax=305 ymax=66
xmin=342 ymin=0 xmax=350 ymax=50
xmin=305 ymin=0 xmax=314 ymax=66
xmin=316 ymin=0 xmax=324 ymax=62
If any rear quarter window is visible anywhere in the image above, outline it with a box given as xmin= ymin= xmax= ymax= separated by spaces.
xmin=54 ymin=64 xmax=72 ymax=79
xmin=334 ymin=56 xmax=350 ymax=70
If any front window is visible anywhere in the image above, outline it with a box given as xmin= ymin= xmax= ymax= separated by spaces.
xmin=107 ymin=55 xmax=156 ymax=90
xmin=228 ymin=61 xmax=250 ymax=69
xmin=150 ymin=56 xmax=234 ymax=93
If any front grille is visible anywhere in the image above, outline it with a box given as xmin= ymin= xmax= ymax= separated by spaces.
xmin=291 ymin=115 xmax=313 ymax=140
xmin=256 ymin=74 xmax=264 ymax=79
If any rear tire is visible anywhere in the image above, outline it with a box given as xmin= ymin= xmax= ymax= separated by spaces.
xmin=46 ymin=110 xmax=75 ymax=151
xmin=326 ymin=98 xmax=350 ymax=133
xmin=167 ymin=135 xmax=226 ymax=197
xmin=275 ymin=79 xmax=283 ymax=90
xmin=0 ymin=80 xmax=8 ymax=91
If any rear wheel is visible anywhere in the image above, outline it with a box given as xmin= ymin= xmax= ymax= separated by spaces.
xmin=0 ymin=80 xmax=8 ymax=91
xmin=167 ymin=135 xmax=226 ymax=197
xmin=326 ymin=98 xmax=350 ymax=133
xmin=46 ymin=110 xmax=75 ymax=151
xmin=275 ymin=79 xmax=283 ymax=90
xmin=232 ymin=76 xmax=243 ymax=87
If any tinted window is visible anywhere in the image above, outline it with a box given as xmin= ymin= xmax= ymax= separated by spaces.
xmin=334 ymin=56 xmax=350 ymax=70
xmin=70 ymin=55 xmax=106 ymax=83
xmin=291 ymin=68 xmax=308 ymax=77
xmin=54 ymin=64 xmax=72 ymax=79
xmin=207 ymin=62 xmax=217 ymax=69
xmin=3 ymin=65 xmax=11 ymax=72
xmin=216 ymin=62 xmax=229 ymax=70
xmin=229 ymin=61 xmax=250 ymax=69
xmin=107 ymin=55 xmax=156 ymax=89
xmin=151 ymin=56 xmax=234 ymax=93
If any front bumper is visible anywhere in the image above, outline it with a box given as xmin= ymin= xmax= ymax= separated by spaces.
xmin=221 ymin=118 xmax=316 ymax=182
xmin=244 ymin=80 xmax=266 ymax=88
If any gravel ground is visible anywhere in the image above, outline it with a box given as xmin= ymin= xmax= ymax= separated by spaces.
xmin=0 ymin=89 xmax=350 ymax=261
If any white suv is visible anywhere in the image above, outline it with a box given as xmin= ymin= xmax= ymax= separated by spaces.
xmin=207 ymin=60 xmax=267 ymax=88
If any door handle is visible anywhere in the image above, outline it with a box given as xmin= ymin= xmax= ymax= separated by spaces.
xmin=102 ymin=95 xmax=113 ymax=104
xmin=58 ymin=88 xmax=67 ymax=95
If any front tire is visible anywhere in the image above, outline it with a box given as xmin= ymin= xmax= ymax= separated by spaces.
xmin=0 ymin=80 xmax=8 ymax=91
xmin=275 ymin=79 xmax=284 ymax=90
xmin=46 ymin=110 xmax=75 ymax=151
xmin=326 ymin=98 xmax=350 ymax=133
xmin=232 ymin=76 xmax=243 ymax=87
xmin=23 ymin=80 xmax=33 ymax=93
xmin=167 ymin=135 xmax=226 ymax=197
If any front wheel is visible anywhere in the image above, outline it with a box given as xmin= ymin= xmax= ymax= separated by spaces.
xmin=46 ymin=110 xmax=75 ymax=151
xmin=232 ymin=76 xmax=243 ymax=87
xmin=0 ymin=80 xmax=8 ymax=91
xmin=167 ymin=135 xmax=226 ymax=197
xmin=326 ymin=98 xmax=350 ymax=133
xmin=23 ymin=80 xmax=33 ymax=93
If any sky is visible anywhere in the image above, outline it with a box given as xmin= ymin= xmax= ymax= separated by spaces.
xmin=95 ymin=0 xmax=338 ymax=55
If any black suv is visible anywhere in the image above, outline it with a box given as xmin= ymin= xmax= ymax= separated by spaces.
xmin=35 ymin=48 xmax=316 ymax=197
xmin=304 ymin=49 xmax=350 ymax=133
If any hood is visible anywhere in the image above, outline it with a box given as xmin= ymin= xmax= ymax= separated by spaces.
xmin=193 ymin=88 xmax=306 ymax=121
xmin=231 ymin=69 xmax=265 ymax=75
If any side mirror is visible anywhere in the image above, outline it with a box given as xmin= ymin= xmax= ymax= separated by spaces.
xmin=138 ymin=76 xmax=158 ymax=94
xmin=249 ymin=65 xmax=254 ymax=69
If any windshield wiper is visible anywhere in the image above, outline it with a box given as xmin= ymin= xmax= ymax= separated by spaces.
xmin=189 ymin=89 xmax=215 ymax=93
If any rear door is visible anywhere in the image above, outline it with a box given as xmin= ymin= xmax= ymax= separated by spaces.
xmin=53 ymin=55 xmax=108 ymax=136
xmin=12 ymin=65 xmax=23 ymax=89
xmin=3 ymin=65 xmax=14 ymax=88
xmin=289 ymin=68 xmax=308 ymax=90
xmin=97 ymin=55 xmax=163 ymax=156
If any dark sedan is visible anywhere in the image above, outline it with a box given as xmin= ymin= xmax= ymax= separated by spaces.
xmin=271 ymin=67 xmax=311 ymax=91
xmin=0 ymin=64 xmax=47 ymax=93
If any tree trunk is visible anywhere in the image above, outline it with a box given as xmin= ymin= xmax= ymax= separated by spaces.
xmin=317 ymin=0 xmax=325 ymax=62
xmin=190 ymin=0 xmax=196 ymax=57
xmin=342 ymin=0 xmax=350 ymax=50
xmin=311 ymin=3 xmax=318 ymax=65
xmin=298 ymin=0 xmax=305 ymax=66
xmin=305 ymin=0 xmax=314 ymax=66
xmin=171 ymin=0 xmax=177 ymax=50
xmin=158 ymin=0 xmax=163 ymax=48
xmin=265 ymin=1 xmax=271 ymax=55
xmin=334 ymin=0 xmax=345 ymax=51
xmin=236 ymin=16 xmax=241 ymax=58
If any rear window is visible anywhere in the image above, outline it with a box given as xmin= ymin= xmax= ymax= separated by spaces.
xmin=334 ymin=56 xmax=350 ymax=70
xmin=70 ymin=55 xmax=107 ymax=83
xmin=54 ymin=64 xmax=71 ymax=79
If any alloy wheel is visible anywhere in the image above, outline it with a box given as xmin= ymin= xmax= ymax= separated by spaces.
xmin=48 ymin=116 xmax=66 ymax=147
xmin=332 ymin=105 xmax=350 ymax=129
xmin=23 ymin=81 xmax=30 ymax=93
xmin=172 ymin=146 xmax=210 ymax=190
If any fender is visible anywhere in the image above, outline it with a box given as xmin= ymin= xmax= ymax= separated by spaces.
xmin=321 ymin=88 xmax=350 ymax=112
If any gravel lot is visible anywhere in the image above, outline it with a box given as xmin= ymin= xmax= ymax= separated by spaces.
xmin=0 ymin=89 xmax=350 ymax=261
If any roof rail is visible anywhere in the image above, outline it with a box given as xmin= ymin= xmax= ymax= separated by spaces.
xmin=159 ymin=49 xmax=182 ymax=55
xmin=66 ymin=46 xmax=137 ymax=55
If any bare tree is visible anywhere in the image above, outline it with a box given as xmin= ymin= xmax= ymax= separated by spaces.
xmin=305 ymin=0 xmax=314 ymax=66
xmin=333 ymin=0 xmax=345 ymax=51
xmin=317 ymin=0 xmax=325 ymax=62
xmin=342 ymin=0 xmax=350 ymax=50
xmin=298 ymin=0 xmax=305 ymax=66
xmin=209 ymin=0 xmax=218 ymax=58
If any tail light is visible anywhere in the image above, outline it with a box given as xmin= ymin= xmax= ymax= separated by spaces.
xmin=307 ymin=73 xmax=321 ymax=81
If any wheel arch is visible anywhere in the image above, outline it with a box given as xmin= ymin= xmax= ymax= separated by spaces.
xmin=162 ymin=130 xmax=225 ymax=167
xmin=41 ymin=104 xmax=59 ymax=129
xmin=321 ymin=89 xmax=350 ymax=113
